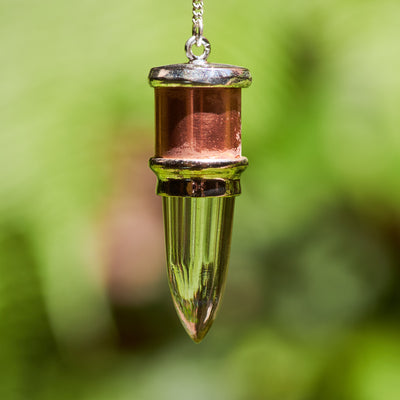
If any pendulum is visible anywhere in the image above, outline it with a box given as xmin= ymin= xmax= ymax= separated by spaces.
xmin=149 ymin=4 xmax=251 ymax=343
xmin=148 ymin=1 xmax=251 ymax=342
xmin=148 ymin=1 xmax=251 ymax=343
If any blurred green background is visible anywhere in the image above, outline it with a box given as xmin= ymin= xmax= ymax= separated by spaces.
xmin=1 ymin=0 xmax=400 ymax=399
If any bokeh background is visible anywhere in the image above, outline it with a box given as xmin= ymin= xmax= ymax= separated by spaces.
xmin=1 ymin=0 xmax=400 ymax=399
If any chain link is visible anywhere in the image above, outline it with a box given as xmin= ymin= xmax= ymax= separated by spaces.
xmin=185 ymin=0 xmax=210 ymax=63
xmin=192 ymin=0 xmax=204 ymax=45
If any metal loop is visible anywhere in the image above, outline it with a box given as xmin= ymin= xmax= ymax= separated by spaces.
xmin=192 ymin=20 xmax=203 ymax=46
xmin=185 ymin=35 xmax=211 ymax=62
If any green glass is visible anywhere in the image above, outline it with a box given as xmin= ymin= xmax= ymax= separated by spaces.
xmin=163 ymin=196 xmax=235 ymax=342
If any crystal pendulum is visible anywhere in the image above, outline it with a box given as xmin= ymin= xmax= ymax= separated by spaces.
xmin=148 ymin=1 xmax=251 ymax=342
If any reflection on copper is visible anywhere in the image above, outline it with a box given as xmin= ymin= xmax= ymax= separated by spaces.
xmin=155 ymin=88 xmax=242 ymax=160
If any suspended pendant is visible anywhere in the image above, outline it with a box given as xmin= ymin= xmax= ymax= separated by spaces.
xmin=148 ymin=2 xmax=251 ymax=342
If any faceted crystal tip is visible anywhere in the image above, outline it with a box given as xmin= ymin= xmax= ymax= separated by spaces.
xmin=163 ymin=196 xmax=235 ymax=343
xmin=172 ymin=288 xmax=222 ymax=343
xmin=172 ymin=296 xmax=218 ymax=343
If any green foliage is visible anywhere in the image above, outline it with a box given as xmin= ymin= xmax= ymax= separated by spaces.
xmin=1 ymin=0 xmax=400 ymax=399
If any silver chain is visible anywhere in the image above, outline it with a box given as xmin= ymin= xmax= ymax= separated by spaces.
xmin=185 ymin=0 xmax=211 ymax=63
xmin=192 ymin=1 xmax=204 ymax=45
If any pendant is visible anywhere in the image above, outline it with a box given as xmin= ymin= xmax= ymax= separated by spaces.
xmin=148 ymin=3 xmax=251 ymax=343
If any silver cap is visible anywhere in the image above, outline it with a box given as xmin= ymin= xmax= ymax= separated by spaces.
xmin=148 ymin=62 xmax=252 ymax=88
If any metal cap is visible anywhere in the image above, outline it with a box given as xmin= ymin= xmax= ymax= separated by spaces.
xmin=148 ymin=62 xmax=252 ymax=88
xmin=149 ymin=157 xmax=248 ymax=197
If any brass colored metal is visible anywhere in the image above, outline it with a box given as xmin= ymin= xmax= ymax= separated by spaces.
xmin=150 ymin=158 xmax=248 ymax=197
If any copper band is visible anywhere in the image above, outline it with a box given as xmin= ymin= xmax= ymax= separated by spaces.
xmin=155 ymin=87 xmax=242 ymax=160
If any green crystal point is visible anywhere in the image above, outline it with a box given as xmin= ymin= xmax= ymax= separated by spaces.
xmin=163 ymin=196 xmax=235 ymax=343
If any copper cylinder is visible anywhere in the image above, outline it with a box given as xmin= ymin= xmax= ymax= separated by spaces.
xmin=155 ymin=87 xmax=242 ymax=160
xmin=148 ymin=62 xmax=251 ymax=198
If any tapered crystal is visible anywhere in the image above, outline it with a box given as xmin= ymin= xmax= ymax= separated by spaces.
xmin=163 ymin=196 xmax=235 ymax=342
